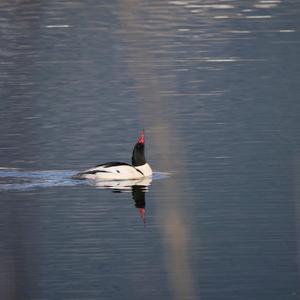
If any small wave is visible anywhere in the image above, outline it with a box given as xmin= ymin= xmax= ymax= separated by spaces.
xmin=0 ymin=169 xmax=81 ymax=191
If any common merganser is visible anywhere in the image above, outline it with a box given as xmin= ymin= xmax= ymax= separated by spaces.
xmin=73 ymin=130 xmax=152 ymax=180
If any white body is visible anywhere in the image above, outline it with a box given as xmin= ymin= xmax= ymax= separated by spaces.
xmin=79 ymin=163 xmax=152 ymax=180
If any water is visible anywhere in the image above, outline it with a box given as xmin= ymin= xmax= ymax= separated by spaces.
xmin=1 ymin=0 xmax=300 ymax=299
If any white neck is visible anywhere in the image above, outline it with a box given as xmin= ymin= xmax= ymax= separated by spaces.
xmin=135 ymin=163 xmax=152 ymax=177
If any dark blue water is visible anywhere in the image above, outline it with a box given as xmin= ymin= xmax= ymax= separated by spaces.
xmin=1 ymin=1 xmax=300 ymax=299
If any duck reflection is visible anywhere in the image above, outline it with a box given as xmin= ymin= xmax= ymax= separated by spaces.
xmin=87 ymin=177 xmax=152 ymax=224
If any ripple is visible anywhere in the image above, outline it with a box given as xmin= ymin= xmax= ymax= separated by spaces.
xmin=45 ymin=24 xmax=71 ymax=28
xmin=279 ymin=29 xmax=296 ymax=33
xmin=246 ymin=15 xmax=272 ymax=19
xmin=0 ymin=169 xmax=80 ymax=190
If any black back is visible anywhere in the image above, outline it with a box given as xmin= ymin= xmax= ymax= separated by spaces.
xmin=131 ymin=143 xmax=146 ymax=166
xmin=96 ymin=162 xmax=131 ymax=168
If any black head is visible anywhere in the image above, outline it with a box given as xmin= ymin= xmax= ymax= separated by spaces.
xmin=132 ymin=130 xmax=146 ymax=166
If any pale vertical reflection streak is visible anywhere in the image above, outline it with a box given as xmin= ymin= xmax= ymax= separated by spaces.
xmin=118 ymin=1 xmax=196 ymax=299
xmin=294 ymin=157 xmax=300 ymax=289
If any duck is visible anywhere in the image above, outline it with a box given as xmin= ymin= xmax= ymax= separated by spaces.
xmin=73 ymin=130 xmax=152 ymax=180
